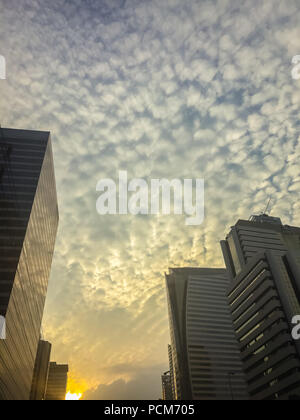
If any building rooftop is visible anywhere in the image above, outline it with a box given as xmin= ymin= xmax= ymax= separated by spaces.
xmin=249 ymin=214 xmax=282 ymax=225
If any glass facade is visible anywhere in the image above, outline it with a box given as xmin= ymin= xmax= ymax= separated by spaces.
xmin=227 ymin=234 xmax=243 ymax=276
xmin=45 ymin=362 xmax=68 ymax=401
xmin=0 ymin=128 xmax=58 ymax=400
xmin=30 ymin=340 xmax=52 ymax=401
xmin=166 ymin=268 xmax=248 ymax=400
xmin=222 ymin=215 xmax=300 ymax=399
xmin=165 ymin=268 xmax=191 ymax=400
xmin=161 ymin=372 xmax=173 ymax=400
xmin=222 ymin=216 xmax=300 ymax=279
xmin=227 ymin=252 xmax=300 ymax=400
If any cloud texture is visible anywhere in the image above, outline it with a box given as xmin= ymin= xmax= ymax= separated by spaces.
xmin=0 ymin=0 xmax=299 ymax=399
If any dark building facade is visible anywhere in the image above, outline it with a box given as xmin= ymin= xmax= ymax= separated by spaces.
xmin=161 ymin=371 xmax=173 ymax=400
xmin=167 ymin=344 xmax=175 ymax=399
xmin=45 ymin=362 xmax=68 ymax=400
xmin=221 ymin=215 xmax=300 ymax=400
xmin=165 ymin=267 xmax=248 ymax=400
xmin=221 ymin=214 xmax=300 ymax=279
xmin=0 ymin=128 xmax=59 ymax=400
xmin=30 ymin=340 xmax=52 ymax=400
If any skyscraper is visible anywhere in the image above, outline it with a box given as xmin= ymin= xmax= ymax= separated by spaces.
xmin=45 ymin=362 xmax=69 ymax=400
xmin=161 ymin=371 xmax=173 ymax=400
xmin=167 ymin=344 xmax=175 ymax=399
xmin=165 ymin=267 xmax=248 ymax=400
xmin=30 ymin=340 xmax=52 ymax=401
xmin=220 ymin=214 xmax=300 ymax=279
xmin=0 ymin=128 xmax=59 ymax=400
xmin=221 ymin=214 xmax=300 ymax=400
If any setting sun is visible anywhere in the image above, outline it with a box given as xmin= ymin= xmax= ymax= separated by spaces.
xmin=65 ymin=392 xmax=83 ymax=401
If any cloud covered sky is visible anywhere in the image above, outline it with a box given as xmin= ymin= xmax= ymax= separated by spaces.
xmin=0 ymin=0 xmax=300 ymax=399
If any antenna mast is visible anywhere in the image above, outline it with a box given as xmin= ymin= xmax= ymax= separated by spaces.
xmin=263 ymin=197 xmax=272 ymax=215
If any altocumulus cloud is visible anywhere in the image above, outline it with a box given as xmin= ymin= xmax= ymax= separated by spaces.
xmin=0 ymin=0 xmax=300 ymax=398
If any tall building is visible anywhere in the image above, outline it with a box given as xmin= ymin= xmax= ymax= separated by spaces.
xmin=221 ymin=214 xmax=300 ymax=279
xmin=165 ymin=267 xmax=248 ymax=400
xmin=45 ymin=362 xmax=69 ymax=400
xmin=0 ymin=128 xmax=59 ymax=400
xmin=161 ymin=371 xmax=173 ymax=400
xmin=167 ymin=344 xmax=175 ymax=399
xmin=221 ymin=214 xmax=300 ymax=400
xmin=30 ymin=340 xmax=52 ymax=400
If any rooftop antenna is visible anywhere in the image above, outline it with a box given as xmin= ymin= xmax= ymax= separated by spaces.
xmin=249 ymin=197 xmax=271 ymax=221
xmin=263 ymin=197 xmax=272 ymax=215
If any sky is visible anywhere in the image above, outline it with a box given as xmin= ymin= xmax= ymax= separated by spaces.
xmin=0 ymin=0 xmax=300 ymax=400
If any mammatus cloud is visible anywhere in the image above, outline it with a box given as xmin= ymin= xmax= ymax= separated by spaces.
xmin=0 ymin=0 xmax=299 ymax=399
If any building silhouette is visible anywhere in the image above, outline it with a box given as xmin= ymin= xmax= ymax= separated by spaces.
xmin=167 ymin=344 xmax=175 ymax=399
xmin=221 ymin=214 xmax=300 ymax=400
xmin=45 ymin=362 xmax=69 ymax=400
xmin=30 ymin=340 xmax=52 ymax=400
xmin=0 ymin=128 xmax=59 ymax=400
xmin=161 ymin=371 xmax=173 ymax=400
xmin=165 ymin=267 xmax=248 ymax=400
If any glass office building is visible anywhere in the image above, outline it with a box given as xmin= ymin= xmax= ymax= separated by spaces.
xmin=220 ymin=214 xmax=300 ymax=279
xmin=221 ymin=215 xmax=300 ymax=399
xmin=165 ymin=267 xmax=248 ymax=400
xmin=161 ymin=371 xmax=173 ymax=400
xmin=30 ymin=340 xmax=52 ymax=401
xmin=0 ymin=128 xmax=59 ymax=400
xmin=45 ymin=362 xmax=68 ymax=400
xmin=167 ymin=344 xmax=175 ymax=399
